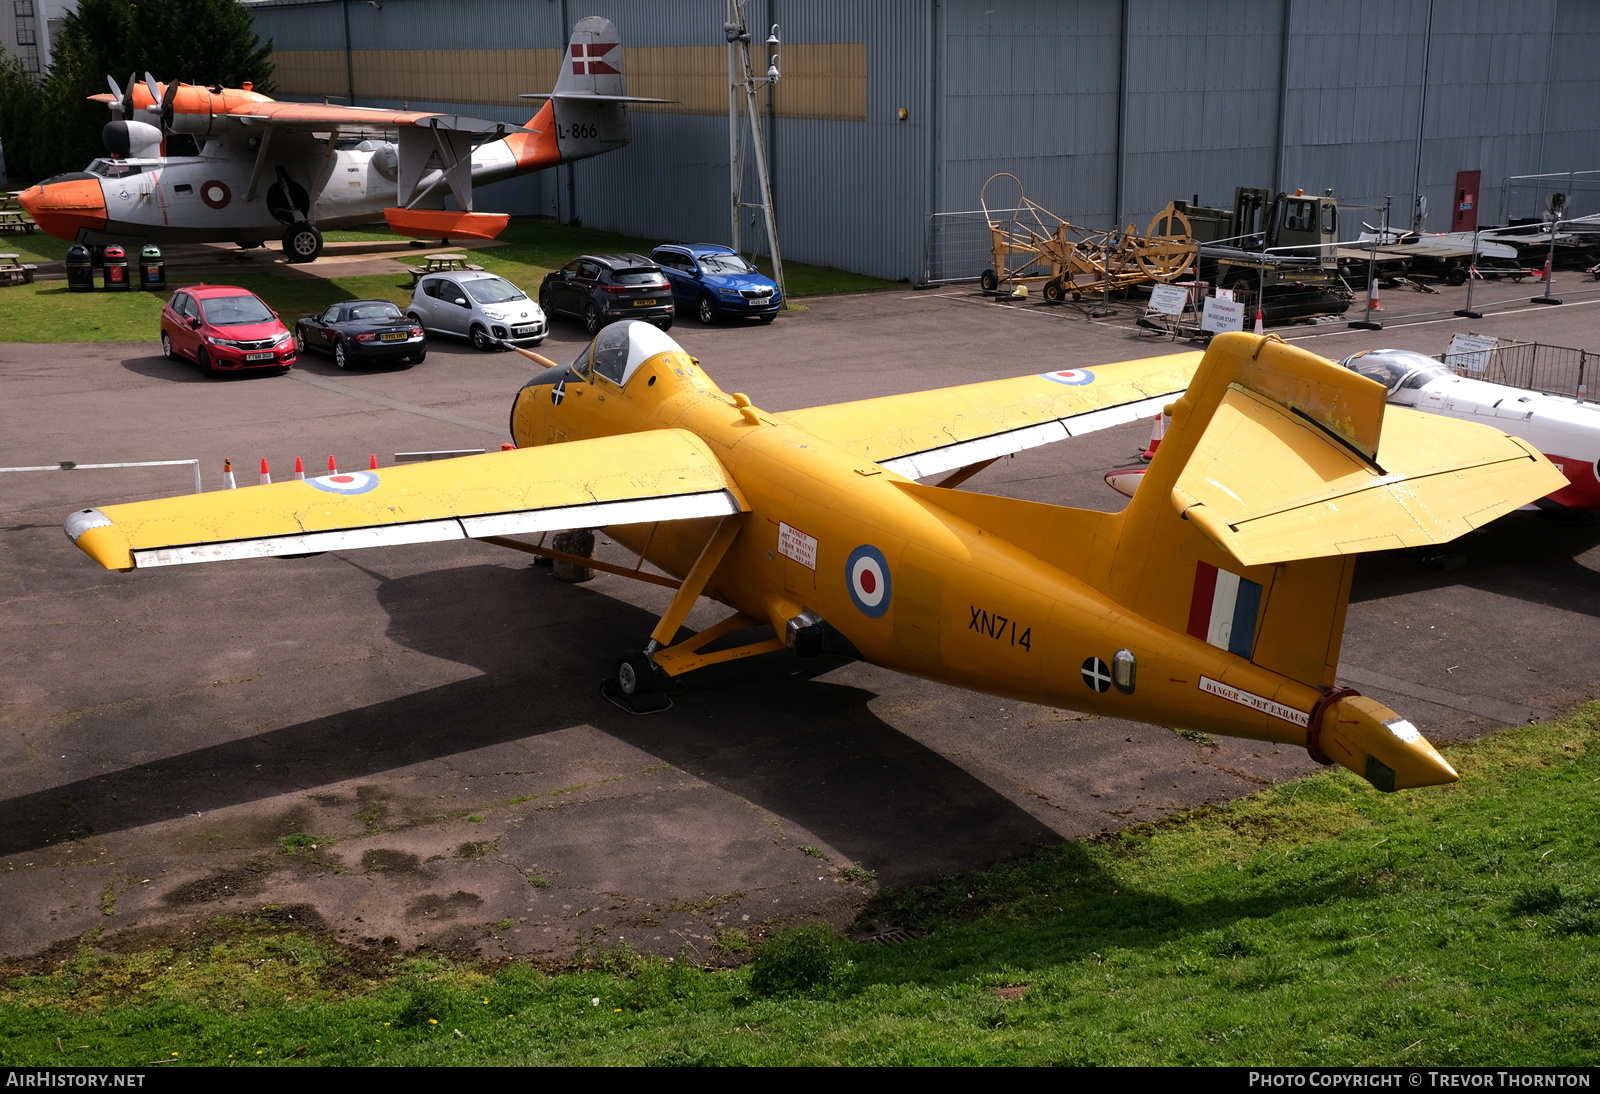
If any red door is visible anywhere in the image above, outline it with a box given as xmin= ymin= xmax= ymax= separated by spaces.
xmin=1454 ymin=170 xmax=1481 ymax=232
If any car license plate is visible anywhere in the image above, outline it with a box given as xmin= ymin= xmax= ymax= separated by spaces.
xmin=380 ymin=332 xmax=407 ymax=342
xmin=512 ymin=326 xmax=536 ymax=337
xmin=244 ymin=352 xmax=274 ymax=361
xmin=750 ymin=296 xmax=771 ymax=305
xmin=633 ymin=299 xmax=657 ymax=306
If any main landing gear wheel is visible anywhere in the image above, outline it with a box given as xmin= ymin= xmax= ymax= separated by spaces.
xmin=281 ymin=223 xmax=323 ymax=264
xmin=1042 ymin=278 xmax=1066 ymax=304
xmin=979 ymin=268 xmax=1000 ymax=293
xmin=610 ymin=650 xmax=671 ymax=714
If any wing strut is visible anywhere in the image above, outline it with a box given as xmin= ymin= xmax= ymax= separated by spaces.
xmin=243 ymin=125 xmax=276 ymax=201
xmin=644 ymin=514 xmax=741 ymax=653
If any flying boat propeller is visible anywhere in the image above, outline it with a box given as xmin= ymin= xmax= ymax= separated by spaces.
xmin=105 ymin=73 xmax=138 ymax=119
xmin=143 ymin=73 xmax=175 ymax=130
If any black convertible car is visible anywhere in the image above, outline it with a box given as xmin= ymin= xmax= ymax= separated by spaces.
xmin=294 ymin=299 xmax=426 ymax=368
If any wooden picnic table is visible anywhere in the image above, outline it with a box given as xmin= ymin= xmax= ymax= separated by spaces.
xmin=406 ymin=252 xmax=485 ymax=286
xmin=0 ymin=209 xmax=36 ymax=234
xmin=0 ymin=253 xmax=37 ymax=286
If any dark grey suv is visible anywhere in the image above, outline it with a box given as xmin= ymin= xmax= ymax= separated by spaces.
xmin=538 ymin=254 xmax=674 ymax=336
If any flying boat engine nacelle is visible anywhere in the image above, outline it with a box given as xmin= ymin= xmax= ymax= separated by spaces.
xmin=159 ymin=106 xmax=222 ymax=139
xmin=101 ymin=120 xmax=164 ymax=159
xmin=357 ymin=139 xmax=399 ymax=181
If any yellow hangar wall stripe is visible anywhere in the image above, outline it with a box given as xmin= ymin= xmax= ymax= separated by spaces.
xmin=271 ymin=43 xmax=868 ymax=121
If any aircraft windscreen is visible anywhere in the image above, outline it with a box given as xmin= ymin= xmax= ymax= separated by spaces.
xmin=348 ymin=303 xmax=404 ymax=321
xmin=1342 ymin=349 xmax=1448 ymax=393
xmin=88 ymin=159 xmax=143 ymax=178
xmin=698 ymin=253 xmax=755 ymax=275
xmin=201 ymin=295 xmax=275 ymax=326
xmin=463 ymin=279 xmax=527 ymax=305
xmin=589 ymin=320 xmax=681 ymax=386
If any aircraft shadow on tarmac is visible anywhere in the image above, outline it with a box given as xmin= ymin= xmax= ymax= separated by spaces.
xmin=1349 ymin=511 xmax=1600 ymax=618
xmin=0 ymin=561 xmax=1061 ymax=877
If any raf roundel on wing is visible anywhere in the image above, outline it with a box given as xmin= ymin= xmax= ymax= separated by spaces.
xmin=1040 ymin=369 xmax=1096 ymax=386
xmin=308 ymin=471 xmax=380 ymax=495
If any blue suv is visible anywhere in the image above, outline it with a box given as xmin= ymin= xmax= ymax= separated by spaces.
xmin=648 ymin=244 xmax=782 ymax=325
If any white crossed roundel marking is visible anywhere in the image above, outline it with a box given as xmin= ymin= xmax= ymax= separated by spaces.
xmin=1081 ymin=656 xmax=1112 ymax=693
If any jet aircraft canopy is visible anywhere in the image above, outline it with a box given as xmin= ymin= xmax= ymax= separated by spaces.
xmin=1340 ymin=348 xmax=1451 ymax=405
xmin=578 ymin=320 xmax=683 ymax=388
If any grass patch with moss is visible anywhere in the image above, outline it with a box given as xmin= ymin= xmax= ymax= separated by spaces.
xmin=4 ymin=712 xmax=1596 ymax=1065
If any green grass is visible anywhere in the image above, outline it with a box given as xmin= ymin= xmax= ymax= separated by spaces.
xmin=0 ymin=218 xmax=895 ymax=343
xmin=5 ymin=711 xmax=1597 ymax=1065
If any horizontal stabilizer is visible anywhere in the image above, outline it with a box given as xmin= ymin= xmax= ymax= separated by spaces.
xmin=1172 ymin=388 xmax=1562 ymax=566
xmin=519 ymin=93 xmax=675 ymax=103
xmin=66 ymin=430 xmax=745 ymax=571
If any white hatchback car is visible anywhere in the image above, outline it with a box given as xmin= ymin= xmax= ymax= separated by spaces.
xmin=408 ymin=272 xmax=547 ymax=350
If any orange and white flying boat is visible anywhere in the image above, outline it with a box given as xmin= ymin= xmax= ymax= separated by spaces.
xmin=19 ymin=16 xmax=661 ymax=261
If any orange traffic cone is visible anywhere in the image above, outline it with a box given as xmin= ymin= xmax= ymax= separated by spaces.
xmin=1368 ymin=282 xmax=1383 ymax=311
xmin=327 ymin=454 xmax=338 ymax=474
xmin=1141 ymin=413 xmax=1168 ymax=461
xmin=369 ymin=454 xmax=379 ymax=470
xmin=1538 ymin=257 xmax=1552 ymax=282
xmin=1253 ymin=308 xmax=1265 ymax=335
xmin=221 ymin=458 xmax=237 ymax=490
xmin=293 ymin=456 xmax=305 ymax=481
xmin=501 ymin=442 xmax=516 ymax=451
xmin=259 ymin=458 xmax=272 ymax=486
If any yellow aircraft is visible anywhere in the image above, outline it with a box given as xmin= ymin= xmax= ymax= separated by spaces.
xmin=65 ymin=326 xmax=1562 ymax=792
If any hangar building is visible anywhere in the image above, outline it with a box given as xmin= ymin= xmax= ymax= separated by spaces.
xmin=244 ymin=0 xmax=1600 ymax=281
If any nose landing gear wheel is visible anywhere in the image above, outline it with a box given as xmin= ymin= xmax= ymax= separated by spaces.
xmin=606 ymin=650 xmax=671 ymax=714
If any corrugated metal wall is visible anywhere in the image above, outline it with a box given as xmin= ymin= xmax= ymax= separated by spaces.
xmin=246 ymin=0 xmax=1600 ymax=281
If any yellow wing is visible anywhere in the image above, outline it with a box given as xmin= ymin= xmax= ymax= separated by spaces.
xmin=67 ymin=429 xmax=744 ymax=571
xmin=777 ymin=351 xmax=1202 ymax=478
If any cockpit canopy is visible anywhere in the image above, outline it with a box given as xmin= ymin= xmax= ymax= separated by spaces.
xmin=571 ymin=320 xmax=684 ymax=388
xmin=1339 ymin=348 xmax=1450 ymax=396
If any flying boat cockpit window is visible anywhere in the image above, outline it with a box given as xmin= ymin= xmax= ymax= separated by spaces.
xmin=88 ymin=159 xmax=143 ymax=178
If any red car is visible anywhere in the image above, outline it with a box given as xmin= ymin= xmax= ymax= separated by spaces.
xmin=160 ymin=285 xmax=297 ymax=376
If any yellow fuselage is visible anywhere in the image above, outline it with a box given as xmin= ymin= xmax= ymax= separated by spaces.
xmin=510 ymin=347 xmax=1331 ymax=750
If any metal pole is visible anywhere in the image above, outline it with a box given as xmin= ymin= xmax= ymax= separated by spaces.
xmin=743 ymin=66 xmax=785 ymax=302
xmin=1349 ymin=197 xmax=1385 ymax=330
xmin=1532 ymin=215 xmax=1563 ymax=305
xmin=728 ymin=0 xmax=742 ymax=252
xmin=1455 ymin=226 xmax=1483 ymax=318
xmin=342 ymin=0 xmax=356 ymax=106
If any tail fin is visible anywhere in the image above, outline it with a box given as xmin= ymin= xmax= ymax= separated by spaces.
xmin=1104 ymin=332 xmax=1559 ymax=687
xmin=554 ymin=16 xmax=626 ymax=99
xmin=904 ymin=332 xmax=1561 ymax=691
xmin=517 ymin=17 xmax=672 ymax=164
xmin=898 ymin=333 xmax=1556 ymax=790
